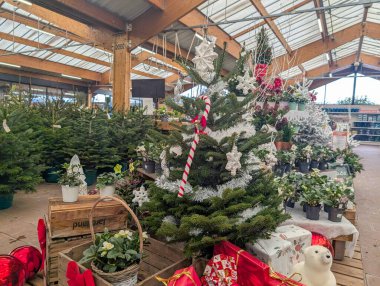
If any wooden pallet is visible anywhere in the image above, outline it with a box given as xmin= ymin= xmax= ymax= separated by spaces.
xmin=26 ymin=273 xmax=44 ymax=286
xmin=332 ymin=242 xmax=365 ymax=286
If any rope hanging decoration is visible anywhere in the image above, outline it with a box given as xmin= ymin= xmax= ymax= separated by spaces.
xmin=178 ymin=95 xmax=211 ymax=197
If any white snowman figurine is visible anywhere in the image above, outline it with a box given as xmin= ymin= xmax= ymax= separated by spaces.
xmin=292 ymin=245 xmax=336 ymax=286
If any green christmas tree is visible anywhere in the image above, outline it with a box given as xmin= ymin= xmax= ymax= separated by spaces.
xmin=142 ymin=42 xmax=288 ymax=257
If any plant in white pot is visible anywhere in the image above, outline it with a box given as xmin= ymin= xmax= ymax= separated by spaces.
xmin=96 ymin=164 xmax=123 ymax=197
xmin=58 ymin=163 xmax=82 ymax=203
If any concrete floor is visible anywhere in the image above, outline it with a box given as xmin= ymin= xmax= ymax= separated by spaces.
xmin=0 ymin=145 xmax=379 ymax=284
xmin=354 ymin=145 xmax=380 ymax=286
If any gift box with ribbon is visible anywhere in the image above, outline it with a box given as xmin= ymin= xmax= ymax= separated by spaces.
xmin=201 ymin=254 xmax=238 ymax=286
xmin=214 ymin=241 xmax=304 ymax=286
xmin=156 ymin=265 xmax=201 ymax=286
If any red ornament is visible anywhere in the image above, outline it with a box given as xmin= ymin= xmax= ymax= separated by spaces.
xmin=66 ymin=261 xmax=95 ymax=286
xmin=0 ymin=255 xmax=27 ymax=286
xmin=37 ymin=218 xmax=46 ymax=270
xmin=311 ymin=232 xmax=334 ymax=257
xmin=10 ymin=246 xmax=42 ymax=280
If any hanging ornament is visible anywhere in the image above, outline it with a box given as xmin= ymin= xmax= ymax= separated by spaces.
xmin=160 ymin=150 xmax=170 ymax=178
xmin=169 ymin=145 xmax=182 ymax=157
xmin=178 ymin=95 xmax=211 ymax=197
xmin=174 ymin=78 xmax=184 ymax=96
xmin=192 ymin=37 xmax=218 ymax=82
xmin=0 ymin=255 xmax=26 ymax=286
xmin=132 ymin=185 xmax=149 ymax=207
xmin=2 ymin=119 xmax=10 ymax=133
xmin=225 ymin=144 xmax=242 ymax=176
xmin=207 ymin=80 xmax=227 ymax=96
xmin=10 ymin=246 xmax=42 ymax=280
xmin=236 ymin=70 xmax=256 ymax=95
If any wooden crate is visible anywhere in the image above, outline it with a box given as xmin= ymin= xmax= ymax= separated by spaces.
xmin=48 ymin=196 xmax=128 ymax=239
xmin=58 ymin=238 xmax=190 ymax=286
xmin=344 ymin=207 xmax=356 ymax=225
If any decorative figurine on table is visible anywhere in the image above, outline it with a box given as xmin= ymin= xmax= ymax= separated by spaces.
xmin=292 ymin=245 xmax=336 ymax=286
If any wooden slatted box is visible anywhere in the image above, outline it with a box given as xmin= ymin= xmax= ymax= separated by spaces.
xmin=58 ymin=238 xmax=190 ymax=286
xmin=47 ymin=196 xmax=129 ymax=285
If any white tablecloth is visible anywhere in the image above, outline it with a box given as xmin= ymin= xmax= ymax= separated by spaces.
xmin=281 ymin=204 xmax=359 ymax=258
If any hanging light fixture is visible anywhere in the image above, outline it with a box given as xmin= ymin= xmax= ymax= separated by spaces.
xmin=0 ymin=62 xmax=21 ymax=68
xmin=317 ymin=18 xmax=323 ymax=33
xmin=14 ymin=0 xmax=32 ymax=5
xmin=61 ymin=74 xmax=82 ymax=80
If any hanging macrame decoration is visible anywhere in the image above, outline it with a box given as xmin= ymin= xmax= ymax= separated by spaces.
xmin=225 ymin=144 xmax=242 ymax=176
xmin=192 ymin=37 xmax=218 ymax=83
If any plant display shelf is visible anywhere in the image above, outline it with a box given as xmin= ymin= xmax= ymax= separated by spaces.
xmin=332 ymin=240 xmax=364 ymax=286
xmin=137 ymin=167 xmax=157 ymax=180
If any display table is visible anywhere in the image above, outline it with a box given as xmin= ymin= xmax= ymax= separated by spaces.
xmin=282 ymin=204 xmax=359 ymax=259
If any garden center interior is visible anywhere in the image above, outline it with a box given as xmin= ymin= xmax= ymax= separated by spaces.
xmin=0 ymin=0 xmax=380 ymax=285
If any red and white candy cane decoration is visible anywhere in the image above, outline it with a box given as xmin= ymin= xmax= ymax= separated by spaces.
xmin=178 ymin=95 xmax=211 ymax=197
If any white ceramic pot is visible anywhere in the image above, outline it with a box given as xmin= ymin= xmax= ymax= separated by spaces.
xmin=255 ymin=101 xmax=264 ymax=108
xmin=100 ymin=185 xmax=115 ymax=197
xmin=61 ymin=185 xmax=79 ymax=203
xmin=279 ymin=101 xmax=289 ymax=109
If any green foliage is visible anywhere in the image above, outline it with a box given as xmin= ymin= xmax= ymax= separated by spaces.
xmin=339 ymin=148 xmax=363 ymax=177
xmin=337 ymin=95 xmax=374 ymax=105
xmin=253 ymin=28 xmax=272 ymax=65
xmin=323 ymin=181 xmax=353 ymax=208
xmin=300 ymin=170 xmax=329 ymax=206
xmin=57 ymin=163 xmax=82 ymax=187
xmin=80 ymin=228 xmax=147 ymax=273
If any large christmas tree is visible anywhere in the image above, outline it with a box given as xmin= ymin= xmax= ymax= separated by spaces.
xmin=142 ymin=34 xmax=288 ymax=257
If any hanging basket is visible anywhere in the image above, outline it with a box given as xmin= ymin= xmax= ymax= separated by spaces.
xmin=89 ymin=196 xmax=144 ymax=286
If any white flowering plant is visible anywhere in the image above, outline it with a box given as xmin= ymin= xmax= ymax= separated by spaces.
xmin=80 ymin=228 xmax=149 ymax=273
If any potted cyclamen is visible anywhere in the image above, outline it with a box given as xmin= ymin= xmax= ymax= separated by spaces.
xmin=297 ymin=145 xmax=312 ymax=173
xmin=96 ymin=164 xmax=123 ymax=197
xmin=58 ymin=164 xmax=82 ymax=203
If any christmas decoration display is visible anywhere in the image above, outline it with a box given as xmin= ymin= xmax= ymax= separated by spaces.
xmin=68 ymin=155 xmax=87 ymax=195
xmin=132 ymin=185 xmax=150 ymax=207
xmin=142 ymin=32 xmax=288 ymax=257
xmin=156 ymin=266 xmax=201 ymax=286
xmin=201 ymin=254 xmax=238 ymax=286
xmin=66 ymin=261 xmax=95 ymax=286
xmin=236 ymin=70 xmax=257 ymax=96
xmin=311 ymin=232 xmax=334 ymax=257
xmin=0 ymin=255 xmax=27 ymax=286
xmin=192 ymin=37 xmax=218 ymax=83
xmin=178 ymin=94 xmax=211 ymax=197
xmin=292 ymin=245 xmax=336 ymax=286
xmin=9 ymin=246 xmax=42 ymax=280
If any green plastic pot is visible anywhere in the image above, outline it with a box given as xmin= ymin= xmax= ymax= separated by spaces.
xmin=289 ymin=102 xmax=298 ymax=110
xmin=84 ymin=169 xmax=97 ymax=186
xmin=298 ymin=103 xmax=306 ymax=111
xmin=44 ymin=167 xmax=60 ymax=183
xmin=0 ymin=193 xmax=14 ymax=210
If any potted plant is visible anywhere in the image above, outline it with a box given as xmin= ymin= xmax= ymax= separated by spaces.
xmin=96 ymin=164 xmax=124 ymax=197
xmin=297 ymin=145 xmax=312 ymax=173
xmin=156 ymin=106 xmax=169 ymax=122
xmin=300 ymin=170 xmax=328 ymax=220
xmin=136 ymin=142 xmax=156 ymax=173
xmin=278 ymin=171 xmax=302 ymax=208
xmin=116 ymin=160 xmax=142 ymax=206
xmin=275 ymin=118 xmax=294 ymax=150
xmin=310 ymin=146 xmax=320 ymax=170
xmin=318 ymin=146 xmax=333 ymax=170
xmin=58 ymin=163 xmax=82 ymax=203
xmin=276 ymin=150 xmax=294 ymax=174
xmin=324 ymin=181 xmax=354 ymax=222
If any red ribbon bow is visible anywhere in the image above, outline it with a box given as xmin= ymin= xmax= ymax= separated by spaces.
xmin=66 ymin=261 xmax=95 ymax=286
xmin=37 ymin=219 xmax=46 ymax=270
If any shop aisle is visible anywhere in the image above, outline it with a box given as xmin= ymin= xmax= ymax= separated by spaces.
xmin=354 ymin=145 xmax=380 ymax=286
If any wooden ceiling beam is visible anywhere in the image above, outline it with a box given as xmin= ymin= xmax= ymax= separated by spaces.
xmin=249 ymin=0 xmax=292 ymax=54
xmin=148 ymin=0 xmax=165 ymax=10
xmin=232 ymin=0 xmax=312 ymax=39
xmin=30 ymin=0 xmax=126 ymax=31
xmin=0 ymin=31 xmax=111 ymax=67
xmin=0 ymin=66 xmax=88 ymax=86
xmin=179 ymin=9 xmax=242 ymax=59
xmin=4 ymin=0 xmax=113 ymax=50
xmin=313 ymin=0 xmax=333 ymax=65
xmin=129 ymin=0 xmax=207 ymax=49
xmin=132 ymin=69 xmax=161 ymax=79
xmin=0 ymin=49 xmax=101 ymax=81
xmin=356 ymin=6 xmax=370 ymax=62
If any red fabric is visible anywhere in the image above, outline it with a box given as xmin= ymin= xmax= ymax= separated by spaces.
xmin=311 ymin=232 xmax=334 ymax=257
xmin=37 ymin=219 xmax=46 ymax=270
xmin=9 ymin=246 xmax=42 ymax=280
xmin=66 ymin=261 xmax=95 ymax=286
xmin=255 ymin=64 xmax=268 ymax=78
xmin=214 ymin=241 xmax=304 ymax=286
xmin=160 ymin=266 xmax=201 ymax=286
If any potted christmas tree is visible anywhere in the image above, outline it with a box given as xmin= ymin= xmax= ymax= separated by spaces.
xmin=58 ymin=163 xmax=82 ymax=203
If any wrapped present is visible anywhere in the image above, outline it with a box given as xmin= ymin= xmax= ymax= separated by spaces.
xmin=245 ymin=235 xmax=293 ymax=276
xmin=274 ymin=225 xmax=312 ymax=269
xmin=201 ymin=254 xmax=238 ymax=286
xmin=156 ymin=265 xmax=201 ymax=286
xmin=214 ymin=241 xmax=304 ymax=286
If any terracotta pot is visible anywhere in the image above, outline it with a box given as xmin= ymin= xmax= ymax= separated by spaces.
xmin=274 ymin=141 xmax=292 ymax=150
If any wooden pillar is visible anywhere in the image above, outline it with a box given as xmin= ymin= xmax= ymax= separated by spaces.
xmin=113 ymin=34 xmax=131 ymax=112
xmin=87 ymin=88 xmax=93 ymax=108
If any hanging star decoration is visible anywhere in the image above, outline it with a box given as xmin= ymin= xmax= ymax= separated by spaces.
xmin=236 ymin=70 xmax=256 ymax=95
xmin=225 ymin=144 xmax=242 ymax=176
xmin=192 ymin=37 xmax=218 ymax=82
xmin=132 ymin=185 xmax=149 ymax=207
